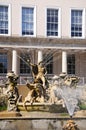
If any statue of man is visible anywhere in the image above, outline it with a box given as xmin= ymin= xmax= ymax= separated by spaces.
xmin=5 ymin=71 xmax=19 ymax=111
xmin=27 ymin=60 xmax=47 ymax=88
xmin=36 ymin=61 xmax=47 ymax=87
xmin=6 ymin=71 xmax=18 ymax=93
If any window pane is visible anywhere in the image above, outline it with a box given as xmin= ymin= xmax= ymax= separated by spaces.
xmin=0 ymin=6 xmax=8 ymax=34
xmin=22 ymin=7 xmax=34 ymax=36
xmin=47 ymin=8 xmax=59 ymax=37
xmin=71 ymin=10 xmax=82 ymax=37
xmin=0 ymin=53 xmax=7 ymax=73
xmin=20 ymin=53 xmax=31 ymax=74
xmin=67 ymin=54 xmax=75 ymax=74
xmin=43 ymin=54 xmax=53 ymax=74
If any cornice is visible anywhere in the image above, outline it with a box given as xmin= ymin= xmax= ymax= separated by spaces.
xmin=0 ymin=36 xmax=86 ymax=50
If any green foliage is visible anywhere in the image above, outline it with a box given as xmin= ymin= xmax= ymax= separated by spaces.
xmin=0 ymin=95 xmax=7 ymax=111
xmin=0 ymin=105 xmax=7 ymax=111
xmin=60 ymin=113 xmax=69 ymax=116
xmin=79 ymin=104 xmax=86 ymax=110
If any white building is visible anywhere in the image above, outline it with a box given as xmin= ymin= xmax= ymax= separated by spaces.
xmin=0 ymin=0 xmax=86 ymax=84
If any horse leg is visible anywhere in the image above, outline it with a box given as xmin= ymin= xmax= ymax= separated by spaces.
xmin=30 ymin=97 xmax=36 ymax=105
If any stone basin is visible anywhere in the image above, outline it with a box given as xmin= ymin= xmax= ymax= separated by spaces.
xmin=0 ymin=111 xmax=86 ymax=130
xmin=0 ymin=110 xmax=86 ymax=130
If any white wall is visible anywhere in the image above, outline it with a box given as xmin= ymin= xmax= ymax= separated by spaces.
xmin=0 ymin=0 xmax=86 ymax=38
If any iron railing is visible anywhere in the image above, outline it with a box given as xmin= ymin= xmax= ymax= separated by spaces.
xmin=0 ymin=76 xmax=86 ymax=85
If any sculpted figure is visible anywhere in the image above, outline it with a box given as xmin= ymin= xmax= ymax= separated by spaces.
xmin=27 ymin=59 xmax=48 ymax=88
xmin=64 ymin=75 xmax=79 ymax=88
xmin=23 ymin=59 xmax=49 ymax=106
xmin=49 ymin=75 xmax=64 ymax=106
xmin=5 ymin=71 xmax=19 ymax=111
xmin=6 ymin=71 xmax=18 ymax=93
xmin=36 ymin=61 xmax=47 ymax=87
xmin=62 ymin=120 xmax=80 ymax=130
xmin=23 ymin=81 xmax=45 ymax=106
xmin=49 ymin=73 xmax=79 ymax=104
xmin=59 ymin=72 xmax=79 ymax=88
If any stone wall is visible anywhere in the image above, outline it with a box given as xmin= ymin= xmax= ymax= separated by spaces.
xmin=0 ymin=119 xmax=85 ymax=130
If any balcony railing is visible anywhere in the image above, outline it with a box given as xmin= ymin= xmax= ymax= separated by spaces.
xmin=0 ymin=75 xmax=86 ymax=86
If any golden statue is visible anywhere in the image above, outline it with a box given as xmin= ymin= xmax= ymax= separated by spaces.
xmin=27 ymin=59 xmax=48 ymax=88
xmin=62 ymin=120 xmax=80 ymax=130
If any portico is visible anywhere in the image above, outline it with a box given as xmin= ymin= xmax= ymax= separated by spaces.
xmin=0 ymin=36 xmax=86 ymax=84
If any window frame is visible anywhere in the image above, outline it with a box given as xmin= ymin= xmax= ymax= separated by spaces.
xmin=20 ymin=53 xmax=31 ymax=74
xmin=67 ymin=54 xmax=75 ymax=75
xmin=21 ymin=5 xmax=36 ymax=37
xmin=0 ymin=52 xmax=7 ymax=74
xmin=0 ymin=3 xmax=11 ymax=36
xmin=43 ymin=53 xmax=53 ymax=74
xmin=70 ymin=8 xmax=85 ymax=39
xmin=45 ymin=7 xmax=61 ymax=38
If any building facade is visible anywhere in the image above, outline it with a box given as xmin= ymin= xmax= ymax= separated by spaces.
xmin=0 ymin=0 xmax=86 ymax=84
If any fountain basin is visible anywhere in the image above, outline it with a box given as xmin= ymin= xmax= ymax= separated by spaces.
xmin=0 ymin=111 xmax=86 ymax=130
xmin=17 ymin=102 xmax=67 ymax=113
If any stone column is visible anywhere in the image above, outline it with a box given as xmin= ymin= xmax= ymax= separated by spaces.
xmin=38 ymin=50 xmax=43 ymax=63
xmin=62 ymin=51 xmax=67 ymax=73
xmin=12 ymin=50 xmax=18 ymax=74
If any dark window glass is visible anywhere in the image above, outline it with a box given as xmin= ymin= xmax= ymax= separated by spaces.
xmin=22 ymin=7 xmax=34 ymax=36
xmin=67 ymin=54 xmax=75 ymax=74
xmin=0 ymin=53 xmax=7 ymax=73
xmin=20 ymin=53 xmax=31 ymax=74
xmin=47 ymin=8 xmax=58 ymax=36
xmin=71 ymin=10 xmax=82 ymax=37
xmin=0 ymin=6 xmax=8 ymax=34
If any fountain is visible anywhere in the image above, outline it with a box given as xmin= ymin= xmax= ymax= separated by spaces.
xmin=49 ymin=73 xmax=85 ymax=130
xmin=56 ymin=86 xmax=79 ymax=118
xmin=0 ymin=57 xmax=86 ymax=130
xmin=0 ymin=71 xmax=21 ymax=117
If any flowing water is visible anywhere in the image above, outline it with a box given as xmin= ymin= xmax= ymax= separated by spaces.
xmin=55 ymin=85 xmax=84 ymax=117
xmin=1 ymin=48 xmax=86 ymax=130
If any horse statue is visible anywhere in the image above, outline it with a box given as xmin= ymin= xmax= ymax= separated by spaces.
xmin=23 ymin=60 xmax=50 ymax=107
xmin=23 ymin=81 xmax=45 ymax=106
xmin=49 ymin=73 xmax=80 ymax=104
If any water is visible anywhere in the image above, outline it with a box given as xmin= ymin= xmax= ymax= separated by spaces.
xmin=61 ymin=87 xmax=78 ymax=116
xmin=6 ymin=48 xmax=60 ymax=67
xmin=1 ymin=49 xmax=85 ymax=115
xmin=55 ymin=85 xmax=84 ymax=117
